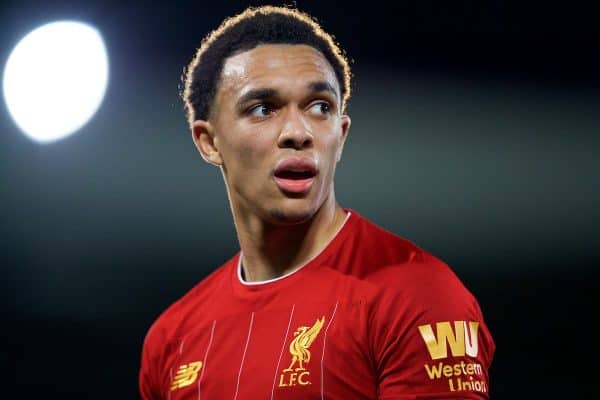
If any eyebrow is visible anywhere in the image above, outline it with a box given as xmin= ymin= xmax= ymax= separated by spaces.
xmin=308 ymin=81 xmax=338 ymax=99
xmin=236 ymin=81 xmax=339 ymax=109
xmin=236 ymin=88 xmax=279 ymax=108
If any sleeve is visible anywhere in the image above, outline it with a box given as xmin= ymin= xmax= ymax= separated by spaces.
xmin=369 ymin=257 xmax=496 ymax=399
xmin=139 ymin=323 xmax=164 ymax=400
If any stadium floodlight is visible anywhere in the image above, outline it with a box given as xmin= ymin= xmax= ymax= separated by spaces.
xmin=3 ymin=21 xmax=109 ymax=144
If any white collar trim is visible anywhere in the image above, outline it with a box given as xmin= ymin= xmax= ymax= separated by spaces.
xmin=237 ymin=211 xmax=352 ymax=286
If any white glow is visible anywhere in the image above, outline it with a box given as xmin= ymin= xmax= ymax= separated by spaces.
xmin=3 ymin=21 xmax=109 ymax=144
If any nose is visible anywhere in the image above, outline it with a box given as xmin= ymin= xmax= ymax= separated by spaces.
xmin=277 ymin=108 xmax=313 ymax=150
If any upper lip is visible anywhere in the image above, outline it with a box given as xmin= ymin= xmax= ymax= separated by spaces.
xmin=273 ymin=156 xmax=317 ymax=177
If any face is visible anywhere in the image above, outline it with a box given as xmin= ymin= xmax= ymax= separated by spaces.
xmin=193 ymin=44 xmax=350 ymax=225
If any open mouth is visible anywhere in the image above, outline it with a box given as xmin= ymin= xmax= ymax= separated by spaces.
xmin=274 ymin=170 xmax=316 ymax=180
xmin=273 ymin=158 xmax=317 ymax=194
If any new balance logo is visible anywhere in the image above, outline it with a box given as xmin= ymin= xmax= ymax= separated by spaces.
xmin=418 ymin=321 xmax=479 ymax=360
xmin=171 ymin=361 xmax=203 ymax=391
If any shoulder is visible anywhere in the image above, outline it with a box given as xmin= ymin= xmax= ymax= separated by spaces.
xmin=368 ymin=250 xmax=479 ymax=319
xmin=369 ymin=249 xmax=473 ymax=301
xmin=365 ymin=250 xmax=496 ymax=398
xmin=362 ymin=246 xmax=496 ymax=366
xmin=141 ymin=253 xmax=237 ymax=354
xmin=340 ymin=210 xmax=423 ymax=271
xmin=346 ymin=210 xmax=473 ymax=300
xmin=347 ymin=209 xmax=421 ymax=253
xmin=139 ymin=254 xmax=238 ymax=396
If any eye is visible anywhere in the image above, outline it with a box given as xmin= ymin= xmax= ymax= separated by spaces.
xmin=247 ymin=103 xmax=275 ymax=117
xmin=307 ymin=101 xmax=331 ymax=117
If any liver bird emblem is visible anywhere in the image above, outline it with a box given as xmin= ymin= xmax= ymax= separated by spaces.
xmin=283 ymin=316 xmax=325 ymax=372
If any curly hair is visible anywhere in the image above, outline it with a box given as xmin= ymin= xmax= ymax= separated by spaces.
xmin=181 ymin=5 xmax=352 ymax=128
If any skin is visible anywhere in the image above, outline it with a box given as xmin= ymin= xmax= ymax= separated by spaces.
xmin=192 ymin=44 xmax=351 ymax=282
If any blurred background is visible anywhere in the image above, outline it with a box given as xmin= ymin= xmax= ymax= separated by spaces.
xmin=1 ymin=0 xmax=597 ymax=398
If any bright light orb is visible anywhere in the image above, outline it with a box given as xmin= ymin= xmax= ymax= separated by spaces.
xmin=3 ymin=21 xmax=109 ymax=144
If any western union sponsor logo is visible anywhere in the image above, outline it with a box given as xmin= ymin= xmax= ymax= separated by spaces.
xmin=424 ymin=361 xmax=483 ymax=379
xmin=418 ymin=321 xmax=479 ymax=360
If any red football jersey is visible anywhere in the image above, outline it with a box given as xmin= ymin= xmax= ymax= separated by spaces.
xmin=139 ymin=210 xmax=495 ymax=399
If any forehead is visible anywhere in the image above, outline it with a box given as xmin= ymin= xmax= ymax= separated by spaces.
xmin=217 ymin=44 xmax=339 ymax=101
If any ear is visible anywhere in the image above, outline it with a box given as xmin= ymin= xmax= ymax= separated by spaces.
xmin=192 ymin=120 xmax=223 ymax=166
xmin=336 ymin=114 xmax=351 ymax=162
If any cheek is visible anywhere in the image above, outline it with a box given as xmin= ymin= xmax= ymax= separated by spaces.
xmin=319 ymin=134 xmax=345 ymax=178
xmin=233 ymin=143 xmax=255 ymax=166
xmin=222 ymin=130 xmax=272 ymax=175
xmin=320 ymin=131 xmax=343 ymax=160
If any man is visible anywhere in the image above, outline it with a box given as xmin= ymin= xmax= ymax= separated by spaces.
xmin=139 ymin=5 xmax=495 ymax=400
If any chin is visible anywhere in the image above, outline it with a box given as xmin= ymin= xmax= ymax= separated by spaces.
xmin=267 ymin=203 xmax=316 ymax=225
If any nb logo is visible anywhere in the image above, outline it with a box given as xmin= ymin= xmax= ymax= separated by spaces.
xmin=171 ymin=361 xmax=203 ymax=391
xmin=418 ymin=321 xmax=479 ymax=360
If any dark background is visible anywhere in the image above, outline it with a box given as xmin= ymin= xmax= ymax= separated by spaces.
xmin=1 ymin=0 xmax=597 ymax=398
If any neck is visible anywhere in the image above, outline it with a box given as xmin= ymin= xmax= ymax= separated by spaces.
xmin=233 ymin=197 xmax=347 ymax=282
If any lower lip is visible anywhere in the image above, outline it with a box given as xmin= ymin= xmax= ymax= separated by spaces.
xmin=273 ymin=176 xmax=315 ymax=194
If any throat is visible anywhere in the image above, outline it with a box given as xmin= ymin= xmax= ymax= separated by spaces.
xmin=237 ymin=206 xmax=348 ymax=283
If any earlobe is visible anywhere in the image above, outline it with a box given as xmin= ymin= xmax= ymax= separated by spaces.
xmin=192 ymin=120 xmax=222 ymax=166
